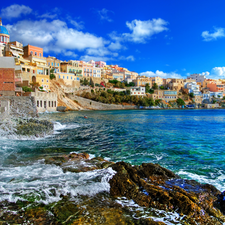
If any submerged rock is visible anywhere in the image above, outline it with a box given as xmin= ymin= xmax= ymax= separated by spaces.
xmin=109 ymin=162 xmax=225 ymax=224
xmin=15 ymin=118 xmax=54 ymax=137
xmin=44 ymin=152 xmax=114 ymax=173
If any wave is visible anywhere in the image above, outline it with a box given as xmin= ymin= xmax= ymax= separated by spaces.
xmin=0 ymin=162 xmax=116 ymax=204
xmin=177 ymin=170 xmax=225 ymax=192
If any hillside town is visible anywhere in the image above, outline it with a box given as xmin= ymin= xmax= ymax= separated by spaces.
xmin=0 ymin=19 xmax=224 ymax=113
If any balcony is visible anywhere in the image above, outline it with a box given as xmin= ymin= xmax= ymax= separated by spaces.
xmin=15 ymin=87 xmax=23 ymax=92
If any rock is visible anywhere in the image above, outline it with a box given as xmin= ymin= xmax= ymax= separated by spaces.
xmin=109 ymin=161 xmax=225 ymax=224
xmin=217 ymin=191 xmax=225 ymax=214
xmin=15 ymin=118 xmax=54 ymax=137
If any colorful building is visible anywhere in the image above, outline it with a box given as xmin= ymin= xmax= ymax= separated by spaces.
xmin=130 ymin=87 xmax=145 ymax=96
xmin=46 ymin=56 xmax=61 ymax=73
xmin=23 ymin=44 xmax=43 ymax=58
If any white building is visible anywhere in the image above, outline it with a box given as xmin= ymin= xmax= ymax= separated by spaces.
xmin=184 ymin=82 xmax=201 ymax=95
xmin=93 ymin=68 xmax=101 ymax=77
xmin=130 ymin=87 xmax=145 ymax=96
xmin=187 ymin=73 xmax=206 ymax=85
xmin=31 ymin=90 xmax=57 ymax=113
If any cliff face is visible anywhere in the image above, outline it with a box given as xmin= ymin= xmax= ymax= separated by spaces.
xmin=50 ymin=80 xmax=83 ymax=111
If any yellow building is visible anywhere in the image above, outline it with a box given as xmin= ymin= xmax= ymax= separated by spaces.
xmin=135 ymin=76 xmax=152 ymax=87
xmin=36 ymin=74 xmax=50 ymax=91
xmin=55 ymin=72 xmax=80 ymax=88
xmin=61 ymin=60 xmax=83 ymax=77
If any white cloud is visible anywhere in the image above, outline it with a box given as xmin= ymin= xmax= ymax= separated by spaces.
xmin=63 ymin=51 xmax=78 ymax=58
xmin=200 ymin=67 xmax=225 ymax=79
xmin=97 ymin=8 xmax=113 ymax=22
xmin=56 ymin=29 xmax=105 ymax=51
xmin=200 ymin=71 xmax=210 ymax=76
xmin=70 ymin=20 xmax=84 ymax=30
xmin=108 ymin=42 xmax=124 ymax=51
xmin=0 ymin=4 xmax=32 ymax=19
xmin=123 ymin=19 xmax=168 ymax=43
xmin=38 ymin=13 xmax=58 ymax=19
xmin=140 ymin=70 xmax=182 ymax=79
xmin=86 ymin=48 xmax=118 ymax=57
xmin=80 ymin=55 xmax=112 ymax=62
xmin=202 ymin=27 xmax=225 ymax=41
xmin=6 ymin=19 xmax=105 ymax=54
xmin=119 ymin=55 xmax=135 ymax=61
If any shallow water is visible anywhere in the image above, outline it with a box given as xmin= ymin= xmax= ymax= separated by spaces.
xmin=0 ymin=109 xmax=225 ymax=205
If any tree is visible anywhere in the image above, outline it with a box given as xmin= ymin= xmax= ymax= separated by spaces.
xmin=155 ymin=99 xmax=161 ymax=105
xmin=149 ymin=89 xmax=154 ymax=94
xmin=145 ymin=83 xmax=150 ymax=93
xmin=126 ymin=90 xmax=131 ymax=95
xmin=152 ymin=83 xmax=158 ymax=90
xmin=189 ymin=92 xmax=194 ymax=98
xmin=176 ymin=98 xmax=185 ymax=106
xmin=22 ymin=86 xmax=32 ymax=92
xmin=83 ymin=78 xmax=89 ymax=86
xmin=129 ymin=82 xmax=135 ymax=87
xmin=50 ymin=69 xmax=55 ymax=80
xmin=159 ymin=85 xmax=165 ymax=90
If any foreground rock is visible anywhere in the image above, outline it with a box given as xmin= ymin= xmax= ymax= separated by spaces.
xmin=109 ymin=162 xmax=225 ymax=224
xmin=1 ymin=156 xmax=225 ymax=224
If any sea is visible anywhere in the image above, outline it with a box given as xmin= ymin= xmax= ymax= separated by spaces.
xmin=0 ymin=109 xmax=225 ymax=222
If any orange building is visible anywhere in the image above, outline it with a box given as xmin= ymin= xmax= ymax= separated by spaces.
xmin=23 ymin=44 xmax=43 ymax=58
xmin=207 ymin=82 xmax=224 ymax=92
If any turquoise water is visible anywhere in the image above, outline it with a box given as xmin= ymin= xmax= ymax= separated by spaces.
xmin=0 ymin=109 xmax=225 ymax=204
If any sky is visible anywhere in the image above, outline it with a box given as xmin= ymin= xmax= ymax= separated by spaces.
xmin=1 ymin=0 xmax=225 ymax=79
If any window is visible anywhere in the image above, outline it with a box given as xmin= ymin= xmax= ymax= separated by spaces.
xmin=44 ymin=101 xmax=46 ymax=108
xmin=48 ymin=62 xmax=50 ymax=66
xmin=22 ymin=68 xmax=26 ymax=72
xmin=59 ymin=75 xmax=60 ymax=78
xmin=87 ymin=69 xmax=89 ymax=72
xmin=67 ymin=76 xmax=69 ymax=79
xmin=57 ymin=63 xmax=59 ymax=66
xmin=49 ymin=101 xmax=51 ymax=107
xmin=30 ymin=51 xmax=33 ymax=55
xmin=52 ymin=101 xmax=53 ymax=107
xmin=39 ymin=53 xmax=42 ymax=57
xmin=47 ymin=79 xmax=48 ymax=83
xmin=37 ymin=101 xmax=39 ymax=107
xmin=52 ymin=62 xmax=53 ymax=66
xmin=33 ymin=70 xmax=35 ymax=73
xmin=35 ymin=52 xmax=37 ymax=56
xmin=54 ymin=101 xmax=56 ymax=107
xmin=63 ymin=76 xmax=65 ymax=79
xmin=40 ymin=101 xmax=42 ymax=107
xmin=71 ymin=77 xmax=72 ymax=79
xmin=42 ymin=79 xmax=44 ymax=82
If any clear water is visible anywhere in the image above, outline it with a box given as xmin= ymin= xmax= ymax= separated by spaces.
xmin=0 ymin=109 xmax=225 ymax=205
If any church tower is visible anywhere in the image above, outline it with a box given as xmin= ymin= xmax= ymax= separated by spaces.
xmin=0 ymin=19 xmax=10 ymax=44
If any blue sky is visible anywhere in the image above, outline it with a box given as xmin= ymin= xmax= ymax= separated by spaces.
xmin=1 ymin=0 xmax=225 ymax=79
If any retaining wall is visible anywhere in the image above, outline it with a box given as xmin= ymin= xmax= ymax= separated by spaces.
xmin=66 ymin=94 xmax=138 ymax=110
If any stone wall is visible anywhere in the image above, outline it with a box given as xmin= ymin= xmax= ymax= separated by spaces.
xmin=0 ymin=96 xmax=38 ymax=118
xmin=66 ymin=94 xmax=138 ymax=110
